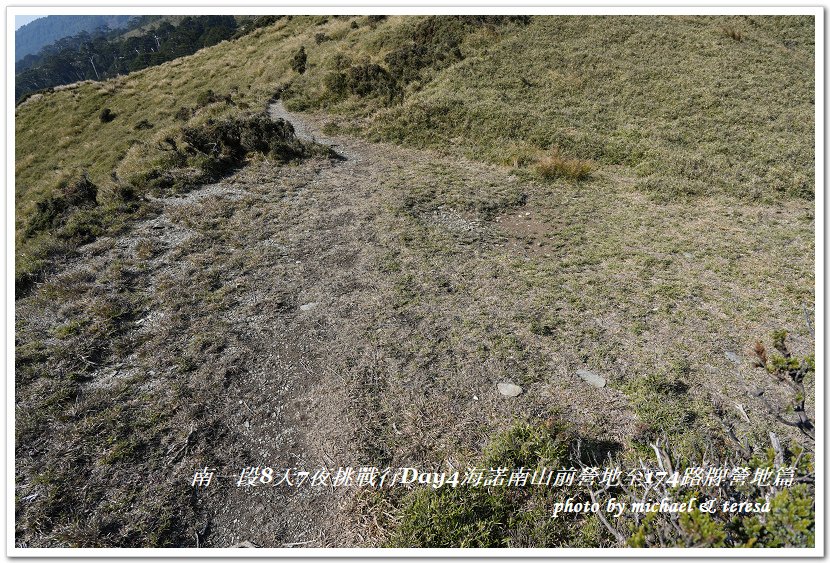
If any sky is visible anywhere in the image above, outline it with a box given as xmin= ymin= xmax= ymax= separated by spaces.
xmin=15 ymin=15 xmax=43 ymax=30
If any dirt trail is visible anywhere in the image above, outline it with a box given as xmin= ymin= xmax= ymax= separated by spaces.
xmin=17 ymin=101 xmax=642 ymax=548
xmin=191 ymin=102 xmax=640 ymax=546
xmin=22 ymin=99 xmax=812 ymax=549
xmin=156 ymin=103 xmax=397 ymax=547
xmin=214 ymin=104 xmax=628 ymax=541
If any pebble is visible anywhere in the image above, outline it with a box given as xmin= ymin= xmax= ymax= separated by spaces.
xmin=300 ymin=302 xmax=318 ymax=311
xmin=725 ymin=351 xmax=742 ymax=365
xmin=576 ymin=369 xmax=606 ymax=388
xmin=497 ymin=383 xmax=523 ymax=397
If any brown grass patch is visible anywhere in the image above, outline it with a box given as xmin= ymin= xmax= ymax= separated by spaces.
xmin=721 ymin=25 xmax=743 ymax=41
xmin=534 ymin=148 xmax=593 ymax=181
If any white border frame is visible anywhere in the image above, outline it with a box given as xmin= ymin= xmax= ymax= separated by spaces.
xmin=5 ymin=3 xmax=824 ymax=558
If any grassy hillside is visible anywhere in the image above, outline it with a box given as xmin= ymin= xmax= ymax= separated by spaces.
xmin=14 ymin=14 xmax=815 ymax=548
xmin=286 ymin=15 xmax=814 ymax=200
xmin=15 ymin=15 xmax=814 ymax=289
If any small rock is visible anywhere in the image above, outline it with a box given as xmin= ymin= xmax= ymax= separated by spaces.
xmin=299 ymin=302 xmax=318 ymax=311
xmin=244 ymin=420 xmax=250 ymax=429
xmin=473 ymin=395 xmax=479 ymax=401
xmin=576 ymin=369 xmax=606 ymax=388
xmin=497 ymin=383 xmax=523 ymax=397
xmin=725 ymin=351 xmax=742 ymax=365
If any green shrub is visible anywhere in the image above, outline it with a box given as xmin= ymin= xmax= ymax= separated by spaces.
xmin=58 ymin=208 xmax=104 ymax=244
xmin=388 ymin=422 xmax=580 ymax=548
xmin=325 ymin=64 xmax=401 ymax=104
xmin=196 ymin=89 xmax=217 ymax=107
xmin=61 ymin=172 xmax=98 ymax=206
xmin=331 ymin=52 xmax=352 ymax=71
xmin=131 ymin=111 xmax=334 ymax=196
xmin=384 ymin=16 xmax=531 ymax=86
xmin=629 ymin=475 xmax=814 ymax=548
xmin=181 ymin=112 xmax=306 ymax=164
xmin=739 ymin=485 xmax=814 ymax=547
xmin=24 ymin=172 xmax=98 ymax=239
xmin=174 ymin=106 xmax=192 ymax=121
xmin=291 ymin=46 xmax=307 ymax=74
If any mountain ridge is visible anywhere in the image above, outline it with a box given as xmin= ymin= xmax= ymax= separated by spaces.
xmin=15 ymin=15 xmax=135 ymax=61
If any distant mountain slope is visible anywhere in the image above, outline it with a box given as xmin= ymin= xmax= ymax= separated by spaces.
xmin=15 ymin=15 xmax=134 ymax=61
xmin=15 ymin=16 xmax=241 ymax=102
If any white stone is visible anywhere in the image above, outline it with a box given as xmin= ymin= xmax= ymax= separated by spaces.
xmin=576 ymin=369 xmax=606 ymax=388
xmin=497 ymin=383 xmax=523 ymax=397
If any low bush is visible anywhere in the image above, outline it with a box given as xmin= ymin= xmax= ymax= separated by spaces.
xmin=388 ymin=421 xmax=815 ymax=548
xmin=24 ymin=172 xmax=98 ymax=239
xmin=389 ymin=421 xmax=579 ymax=547
xmin=174 ymin=106 xmax=192 ymax=121
xmin=325 ymin=63 xmax=401 ymax=104
xmin=129 ymin=111 xmax=334 ymax=196
xmin=291 ymin=46 xmax=307 ymax=74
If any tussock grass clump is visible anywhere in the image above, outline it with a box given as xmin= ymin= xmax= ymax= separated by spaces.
xmin=134 ymin=119 xmax=154 ymax=130
xmin=534 ymin=148 xmax=593 ymax=181
xmin=722 ymin=25 xmax=744 ymax=41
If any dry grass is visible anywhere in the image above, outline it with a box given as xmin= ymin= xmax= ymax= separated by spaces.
xmin=534 ymin=148 xmax=593 ymax=181
xmin=722 ymin=25 xmax=744 ymax=41
xmin=15 ymin=102 xmax=815 ymax=548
